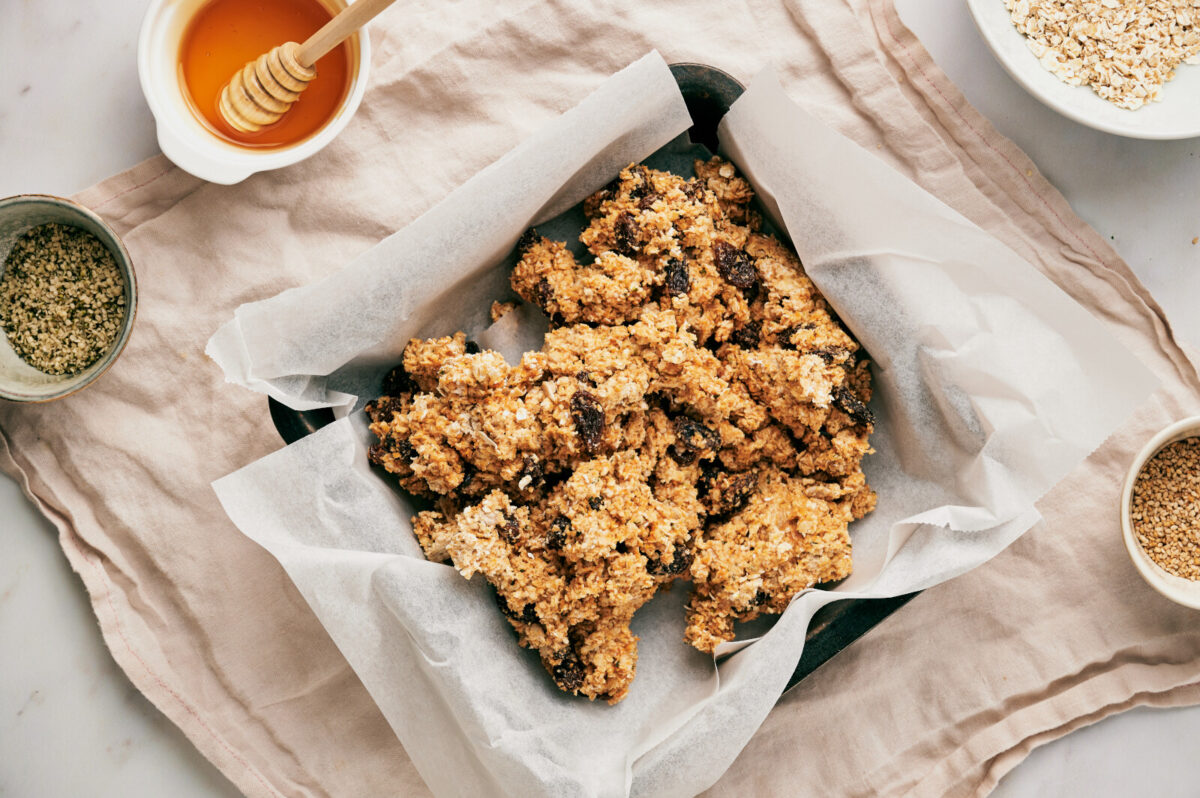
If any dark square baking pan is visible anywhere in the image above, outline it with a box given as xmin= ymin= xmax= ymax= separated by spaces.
xmin=266 ymin=62 xmax=918 ymax=693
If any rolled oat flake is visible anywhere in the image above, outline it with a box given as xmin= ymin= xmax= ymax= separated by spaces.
xmin=0 ymin=222 xmax=126 ymax=375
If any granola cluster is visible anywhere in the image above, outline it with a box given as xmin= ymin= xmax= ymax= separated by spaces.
xmin=367 ymin=159 xmax=876 ymax=703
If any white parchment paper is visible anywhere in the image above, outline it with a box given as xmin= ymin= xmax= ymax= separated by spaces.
xmin=209 ymin=55 xmax=1157 ymax=798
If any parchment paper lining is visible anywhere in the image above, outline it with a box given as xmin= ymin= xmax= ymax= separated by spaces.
xmin=209 ymin=54 xmax=1156 ymax=798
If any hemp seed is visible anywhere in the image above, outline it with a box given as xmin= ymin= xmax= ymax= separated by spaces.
xmin=0 ymin=222 xmax=126 ymax=375
xmin=1130 ymin=437 xmax=1200 ymax=581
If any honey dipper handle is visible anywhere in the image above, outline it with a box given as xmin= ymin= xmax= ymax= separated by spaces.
xmin=296 ymin=0 xmax=397 ymax=66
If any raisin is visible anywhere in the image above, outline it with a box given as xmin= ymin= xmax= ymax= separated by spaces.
xmin=638 ymin=192 xmax=661 ymax=211
xmin=365 ymin=395 xmax=403 ymax=423
xmin=534 ymin=278 xmax=555 ymax=313
xmin=713 ymin=241 xmax=759 ymax=290
xmin=679 ymin=416 xmax=720 ymax=449
xmin=495 ymin=591 xmax=538 ymax=624
xmin=753 ymin=589 xmax=770 ymax=606
xmin=517 ymin=455 xmax=543 ymax=491
xmin=776 ymin=323 xmax=817 ymax=350
xmin=669 ymin=442 xmax=701 ymax=468
xmin=381 ymin=364 xmax=415 ymax=396
xmin=670 ymin=416 xmax=721 ymax=465
xmin=701 ymin=470 xmax=757 ymax=517
xmin=464 ymin=340 xmax=481 ymax=355
xmin=615 ymin=541 xmax=628 ymax=553
xmin=457 ymin=462 xmax=481 ymax=495
xmin=367 ymin=443 xmax=387 ymax=466
xmin=723 ymin=472 xmax=757 ymax=514
xmin=571 ymin=390 xmax=605 ymax=452
xmin=664 ymin=257 xmax=690 ymax=296
xmin=684 ymin=179 xmax=707 ymax=202
xmin=832 ymin=385 xmax=874 ymax=426
xmin=576 ymin=370 xmax=597 ymax=387
xmin=516 ymin=227 xmax=539 ymax=254
xmin=396 ymin=440 xmax=416 ymax=461
xmin=626 ymin=165 xmax=651 ymax=200
xmin=644 ymin=390 xmax=669 ymax=408
xmin=499 ymin=514 xmax=521 ymax=544
xmin=588 ymin=496 xmax=603 ymax=510
xmin=614 ymin=212 xmax=640 ymax=257
xmin=647 ymin=545 xmax=693 ymax=576
xmin=552 ymin=651 xmax=585 ymax=692
xmin=547 ymin=515 xmax=571 ymax=550
xmin=731 ymin=320 xmax=761 ymax=349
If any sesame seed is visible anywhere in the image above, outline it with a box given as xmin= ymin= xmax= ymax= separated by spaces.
xmin=1130 ymin=436 xmax=1200 ymax=581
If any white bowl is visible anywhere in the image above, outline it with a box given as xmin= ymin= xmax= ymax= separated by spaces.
xmin=1120 ymin=416 xmax=1200 ymax=610
xmin=137 ymin=0 xmax=371 ymax=184
xmin=0 ymin=195 xmax=138 ymax=403
xmin=966 ymin=0 xmax=1200 ymax=140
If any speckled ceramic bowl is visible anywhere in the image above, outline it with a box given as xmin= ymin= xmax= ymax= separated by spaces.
xmin=1120 ymin=416 xmax=1200 ymax=610
xmin=0 ymin=195 xmax=137 ymax=402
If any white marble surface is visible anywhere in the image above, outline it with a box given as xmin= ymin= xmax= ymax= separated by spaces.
xmin=1 ymin=0 xmax=1199 ymax=796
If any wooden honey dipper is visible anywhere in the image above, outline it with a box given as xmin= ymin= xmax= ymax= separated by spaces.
xmin=219 ymin=0 xmax=396 ymax=133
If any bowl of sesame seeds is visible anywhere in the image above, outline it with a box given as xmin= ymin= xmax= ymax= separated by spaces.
xmin=1121 ymin=416 xmax=1200 ymax=610
xmin=0 ymin=195 xmax=137 ymax=402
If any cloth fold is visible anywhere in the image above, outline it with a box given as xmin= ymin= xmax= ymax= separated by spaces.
xmin=3 ymin=1 xmax=1198 ymax=796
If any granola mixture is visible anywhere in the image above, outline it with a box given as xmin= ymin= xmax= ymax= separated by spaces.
xmin=367 ymin=159 xmax=876 ymax=702
xmin=1007 ymin=0 xmax=1200 ymax=110
xmin=0 ymin=223 xmax=127 ymax=374
xmin=1130 ymin=437 xmax=1200 ymax=580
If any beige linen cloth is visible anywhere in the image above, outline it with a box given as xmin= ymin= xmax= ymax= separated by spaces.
xmin=3 ymin=0 xmax=1199 ymax=795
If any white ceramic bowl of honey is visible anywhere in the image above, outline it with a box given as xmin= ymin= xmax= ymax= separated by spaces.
xmin=138 ymin=0 xmax=371 ymax=185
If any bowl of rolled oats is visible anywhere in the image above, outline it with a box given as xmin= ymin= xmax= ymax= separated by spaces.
xmin=968 ymin=0 xmax=1200 ymax=139
xmin=1121 ymin=416 xmax=1200 ymax=610
xmin=0 ymin=195 xmax=137 ymax=402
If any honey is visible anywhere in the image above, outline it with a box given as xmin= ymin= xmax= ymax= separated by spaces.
xmin=179 ymin=0 xmax=351 ymax=149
